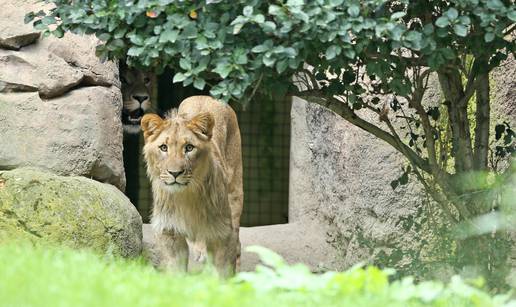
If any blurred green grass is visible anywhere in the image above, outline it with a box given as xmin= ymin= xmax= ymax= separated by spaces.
xmin=0 ymin=242 xmax=513 ymax=307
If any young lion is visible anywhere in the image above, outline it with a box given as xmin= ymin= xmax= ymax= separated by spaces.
xmin=141 ymin=96 xmax=243 ymax=277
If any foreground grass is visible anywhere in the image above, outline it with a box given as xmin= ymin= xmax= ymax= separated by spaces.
xmin=0 ymin=243 xmax=513 ymax=307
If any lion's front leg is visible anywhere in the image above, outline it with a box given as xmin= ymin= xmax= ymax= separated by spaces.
xmin=155 ymin=229 xmax=189 ymax=273
xmin=206 ymin=232 xmax=238 ymax=278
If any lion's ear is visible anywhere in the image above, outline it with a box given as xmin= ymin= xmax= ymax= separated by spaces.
xmin=141 ymin=113 xmax=164 ymax=141
xmin=187 ymin=112 xmax=214 ymax=140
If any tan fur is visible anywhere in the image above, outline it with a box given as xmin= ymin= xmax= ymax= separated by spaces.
xmin=141 ymin=96 xmax=243 ymax=277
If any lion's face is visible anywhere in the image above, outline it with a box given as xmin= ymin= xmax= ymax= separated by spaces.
xmin=141 ymin=111 xmax=215 ymax=194
xmin=120 ymin=64 xmax=153 ymax=134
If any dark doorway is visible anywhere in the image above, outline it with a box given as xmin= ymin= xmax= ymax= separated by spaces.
xmin=124 ymin=69 xmax=290 ymax=226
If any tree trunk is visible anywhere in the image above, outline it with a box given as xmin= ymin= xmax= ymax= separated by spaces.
xmin=473 ymin=72 xmax=490 ymax=170
xmin=437 ymin=70 xmax=475 ymax=172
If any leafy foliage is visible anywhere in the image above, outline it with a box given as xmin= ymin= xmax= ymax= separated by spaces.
xmin=26 ymin=0 xmax=515 ymax=102
xmin=0 ymin=242 xmax=514 ymax=307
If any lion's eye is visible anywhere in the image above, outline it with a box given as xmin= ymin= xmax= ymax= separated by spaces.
xmin=144 ymin=77 xmax=151 ymax=85
xmin=159 ymin=144 xmax=168 ymax=152
xmin=185 ymin=144 xmax=195 ymax=153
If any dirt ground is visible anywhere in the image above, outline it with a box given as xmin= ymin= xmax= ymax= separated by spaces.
xmin=142 ymin=222 xmax=343 ymax=272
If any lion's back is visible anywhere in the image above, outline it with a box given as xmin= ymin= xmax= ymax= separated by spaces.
xmin=178 ymin=96 xmax=243 ymax=227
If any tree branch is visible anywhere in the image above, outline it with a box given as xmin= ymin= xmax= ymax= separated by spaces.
xmin=296 ymin=90 xmax=431 ymax=173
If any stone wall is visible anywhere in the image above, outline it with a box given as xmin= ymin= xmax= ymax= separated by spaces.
xmin=288 ymin=59 xmax=515 ymax=277
xmin=0 ymin=0 xmax=125 ymax=190
xmin=289 ymin=97 xmax=449 ymax=277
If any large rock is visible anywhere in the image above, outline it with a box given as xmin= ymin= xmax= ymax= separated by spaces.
xmin=0 ymin=47 xmax=84 ymax=98
xmin=0 ymin=0 xmax=125 ymax=190
xmin=0 ymin=0 xmax=41 ymax=50
xmin=0 ymin=168 xmax=142 ymax=257
xmin=0 ymin=88 xmax=125 ymax=190
xmin=289 ymin=97 xmax=448 ymax=277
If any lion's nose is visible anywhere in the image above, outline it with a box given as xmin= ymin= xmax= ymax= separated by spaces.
xmin=168 ymin=170 xmax=184 ymax=178
xmin=132 ymin=95 xmax=148 ymax=103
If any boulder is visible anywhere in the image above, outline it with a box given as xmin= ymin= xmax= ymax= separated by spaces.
xmin=0 ymin=168 xmax=142 ymax=257
xmin=0 ymin=0 xmax=125 ymax=190
xmin=0 ymin=48 xmax=84 ymax=98
xmin=0 ymin=88 xmax=125 ymax=190
xmin=0 ymin=0 xmax=41 ymax=50
xmin=289 ymin=97 xmax=449 ymax=277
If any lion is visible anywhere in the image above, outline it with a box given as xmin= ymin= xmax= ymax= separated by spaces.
xmin=120 ymin=63 xmax=153 ymax=134
xmin=141 ymin=96 xmax=243 ymax=277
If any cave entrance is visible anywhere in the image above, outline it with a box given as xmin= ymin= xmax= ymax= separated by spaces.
xmin=124 ymin=69 xmax=291 ymax=226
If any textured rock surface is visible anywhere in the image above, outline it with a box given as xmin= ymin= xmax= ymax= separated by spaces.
xmin=0 ymin=168 xmax=142 ymax=257
xmin=0 ymin=89 xmax=124 ymax=190
xmin=492 ymin=55 xmax=516 ymax=126
xmin=0 ymin=1 xmax=41 ymax=50
xmin=289 ymin=97 xmax=449 ymax=277
xmin=0 ymin=0 xmax=125 ymax=190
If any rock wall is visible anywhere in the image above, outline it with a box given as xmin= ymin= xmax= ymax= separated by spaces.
xmin=289 ymin=59 xmax=515 ymax=278
xmin=0 ymin=0 xmax=125 ymax=190
xmin=290 ymin=97 xmax=449 ymax=278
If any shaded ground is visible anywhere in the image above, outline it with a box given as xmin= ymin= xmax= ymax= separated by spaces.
xmin=142 ymin=223 xmax=343 ymax=272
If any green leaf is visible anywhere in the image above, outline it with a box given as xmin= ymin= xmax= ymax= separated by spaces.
xmin=246 ymin=246 xmax=286 ymax=269
xmin=435 ymin=17 xmax=449 ymax=28
xmin=347 ymin=5 xmax=360 ymax=18
xmin=508 ymin=10 xmax=516 ymax=22
xmin=445 ymin=8 xmax=458 ymax=21
xmin=268 ymin=5 xmax=282 ymax=16
xmin=262 ymin=54 xmax=276 ymax=67
xmin=127 ymin=46 xmax=144 ymax=57
xmin=262 ymin=21 xmax=277 ymax=32
xmin=213 ymin=63 xmax=233 ymax=78
xmin=286 ymin=0 xmax=304 ymax=7
xmin=42 ymin=16 xmax=56 ymax=25
xmin=182 ymin=24 xmax=198 ymax=39
xmin=495 ymin=124 xmax=505 ymax=140
xmin=33 ymin=20 xmax=47 ymax=31
xmin=343 ymin=48 xmax=355 ymax=59
xmin=52 ymin=28 xmax=64 ymax=38
xmin=24 ymin=12 xmax=35 ymax=24
xmin=390 ymin=180 xmax=399 ymax=190
xmin=253 ymin=14 xmax=265 ymax=24
xmin=325 ymin=45 xmax=341 ymax=60
xmin=233 ymin=23 xmax=244 ymax=35
xmin=486 ymin=0 xmax=504 ymax=10
xmin=399 ymin=172 xmax=409 ymax=185
xmin=97 ymin=33 xmax=111 ymax=41
xmin=193 ymin=78 xmax=206 ymax=90
xmin=390 ymin=11 xmax=406 ymax=20
xmin=458 ymin=16 xmax=471 ymax=25
xmin=179 ymin=58 xmax=191 ymax=70
xmin=173 ymin=72 xmax=187 ymax=83
xmin=243 ymin=6 xmax=253 ymax=17
xmin=251 ymin=44 xmax=270 ymax=53
xmin=159 ymin=29 xmax=179 ymax=43
xmin=405 ymin=31 xmax=421 ymax=42
xmin=276 ymin=60 xmax=288 ymax=74
xmin=453 ymin=24 xmax=468 ymax=37
xmin=484 ymin=32 xmax=495 ymax=42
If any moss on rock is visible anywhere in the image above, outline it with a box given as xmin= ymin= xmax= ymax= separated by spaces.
xmin=0 ymin=168 xmax=142 ymax=257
